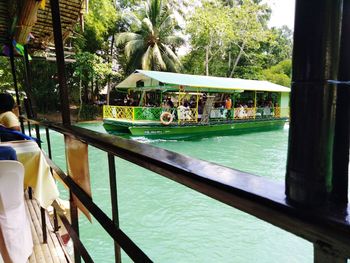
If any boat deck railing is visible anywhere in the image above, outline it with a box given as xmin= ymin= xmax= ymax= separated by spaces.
xmin=25 ymin=119 xmax=350 ymax=262
xmin=103 ymin=105 xmax=290 ymax=124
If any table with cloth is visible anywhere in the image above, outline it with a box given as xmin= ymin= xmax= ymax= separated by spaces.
xmin=0 ymin=140 xmax=59 ymax=209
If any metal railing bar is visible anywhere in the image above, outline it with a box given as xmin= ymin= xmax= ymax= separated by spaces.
xmin=108 ymin=153 xmax=122 ymax=263
xmin=34 ymin=124 xmax=41 ymax=148
xmin=42 ymin=122 xmax=350 ymax=258
xmin=53 ymin=202 xmax=93 ymax=263
xmin=46 ymin=157 xmax=153 ymax=262
xmin=45 ymin=127 xmax=53 ymax=160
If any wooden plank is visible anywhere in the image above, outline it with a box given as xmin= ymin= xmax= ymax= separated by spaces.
xmin=29 ymin=200 xmax=54 ymax=263
xmin=25 ymin=200 xmax=45 ymax=263
xmin=27 ymin=196 xmax=70 ymax=263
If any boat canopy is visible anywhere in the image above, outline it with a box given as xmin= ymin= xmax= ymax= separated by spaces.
xmin=116 ymin=70 xmax=291 ymax=93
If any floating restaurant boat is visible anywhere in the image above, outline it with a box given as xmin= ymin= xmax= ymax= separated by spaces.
xmin=103 ymin=70 xmax=290 ymax=138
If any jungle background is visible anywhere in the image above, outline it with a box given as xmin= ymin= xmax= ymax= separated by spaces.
xmin=0 ymin=0 xmax=292 ymax=121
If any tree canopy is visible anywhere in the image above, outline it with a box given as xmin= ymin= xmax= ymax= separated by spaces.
xmin=0 ymin=0 xmax=293 ymax=116
xmin=116 ymin=0 xmax=185 ymax=74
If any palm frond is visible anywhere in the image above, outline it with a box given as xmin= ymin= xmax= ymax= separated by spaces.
xmin=163 ymin=35 xmax=185 ymax=47
xmin=142 ymin=46 xmax=153 ymax=70
xmin=152 ymin=44 xmax=167 ymax=70
xmin=125 ymin=40 xmax=145 ymax=59
xmin=159 ymin=15 xmax=174 ymax=33
xmin=116 ymin=32 xmax=142 ymax=46
xmin=149 ymin=0 xmax=162 ymax=25
xmin=161 ymin=44 xmax=181 ymax=64
xmin=141 ymin=18 xmax=154 ymax=35
xmin=162 ymin=52 xmax=181 ymax=72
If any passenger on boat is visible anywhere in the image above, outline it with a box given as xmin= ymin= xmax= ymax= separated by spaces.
xmin=225 ymin=96 xmax=232 ymax=119
xmin=197 ymin=100 xmax=203 ymax=121
xmin=166 ymin=97 xmax=174 ymax=108
xmin=263 ymin=102 xmax=272 ymax=117
xmin=0 ymin=93 xmax=20 ymax=131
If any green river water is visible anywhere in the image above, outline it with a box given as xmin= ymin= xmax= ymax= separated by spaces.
xmin=43 ymin=122 xmax=321 ymax=262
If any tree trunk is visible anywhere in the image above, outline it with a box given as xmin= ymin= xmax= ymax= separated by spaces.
xmin=229 ymin=42 xmax=245 ymax=78
xmin=205 ymin=45 xmax=210 ymax=76
xmin=78 ymin=78 xmax=83 ymax=121
xmin=107 ymin=34 xmax=115 ymax=105
xmin=228 ymin=47 xmax=232 ymax=77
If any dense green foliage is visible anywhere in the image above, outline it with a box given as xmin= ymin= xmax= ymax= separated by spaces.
xmin=116 ymin=0 xmax=184 ymax=74
xmin=0 ymin=0 xmax=293 ymax=117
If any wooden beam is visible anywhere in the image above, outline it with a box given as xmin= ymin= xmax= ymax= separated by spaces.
xmin=286 ymin=0 xmax=343 ymax=206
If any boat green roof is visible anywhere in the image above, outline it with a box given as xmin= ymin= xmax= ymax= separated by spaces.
xmin=116 ymin=70 xmax=291 ymax=93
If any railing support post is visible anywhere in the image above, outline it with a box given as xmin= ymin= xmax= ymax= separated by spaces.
xmin=70 ymin=190 xmax=81 ymax=263
xmin=23 ymin=45 xmax=37 ymax=119
xmin=331 ymin=0 xmax=350 ymax=203
xmin=286 ymin=0 xmax=343 ymax=206
xmin=9 ymin=44 xmax=25 ymax=132
xmin=50 ymin=0 xmax=71 ymax=125
xmin=108 ymin=154 xmax=121 ymax=263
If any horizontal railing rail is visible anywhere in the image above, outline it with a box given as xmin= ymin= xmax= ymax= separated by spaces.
xmin=36 ymin=121 xmax=350 ymax=260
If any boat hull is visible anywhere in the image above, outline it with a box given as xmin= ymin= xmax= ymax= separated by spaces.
xmin=103 ymin=118 xmax=288 ymax=138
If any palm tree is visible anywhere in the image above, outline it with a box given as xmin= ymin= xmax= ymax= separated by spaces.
xmin=116 ymin=0 xmax=185 ymax=73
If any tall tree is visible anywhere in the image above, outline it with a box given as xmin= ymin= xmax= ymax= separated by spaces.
xmin=76 ymin=0 xmax=119 ymax=53
xmin=116 ymin=0 xmax=185 ymax=73
xmin=186 ymin=2 xmax=232 ymax=76
xmin=227 ymin=0 xmax=270 ymax=77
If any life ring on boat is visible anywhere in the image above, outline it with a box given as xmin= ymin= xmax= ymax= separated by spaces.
xmin=160 ymin=112 xmax=173 ymax=125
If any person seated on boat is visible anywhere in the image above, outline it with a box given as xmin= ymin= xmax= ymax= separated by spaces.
xmin=237 ymin=104 xmax=247 ymax=119
xmin=177 ymin=103 xmax=191 ymax=121
xmin=166 ymin=97 xmax=174 ymax=108
xmin=263 ymin=101 xmax=271 ymax=117
xmin=189 ymin=96 xmax=196 ymax=108
xmin=123 ymin=94 xmax=131 ymax=106
xmin=0 ymin=93 xmax=20 ymax=131
xmin=197 ymin=100 xmax=203 ymax=121
xmin=225 ymin=95 xmax=232 ymax=119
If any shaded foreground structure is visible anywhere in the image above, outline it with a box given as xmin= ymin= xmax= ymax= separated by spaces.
xmin=0 ymin=0 xmax=349 ymax=262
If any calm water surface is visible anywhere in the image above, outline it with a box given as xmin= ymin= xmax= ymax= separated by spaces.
xmin=45 ymin=123 xmax=314 ymax=262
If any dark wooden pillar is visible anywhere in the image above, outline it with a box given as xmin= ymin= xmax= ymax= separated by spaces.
xmin=50 ymin=0 xmax=71 ymax=125
xmin=331 ymin=0 xmax=350 ymax=203
xmin=286 ymin=0 xmax=343 ymax=206
xmin=23 ymin=45 xmax=37 ymax=118
xmin=9 ymin=45 xmax=25 ymax=132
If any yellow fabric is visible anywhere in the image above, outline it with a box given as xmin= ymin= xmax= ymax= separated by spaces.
xmin=65 ymin=136 xmax=92 ymax=221
xmin=0 ymin=141 xmax=59 ymax=209
xmin=0 ymin=111 xmax=20 ymax=129
xmin=40 ymin=0 xmax=46 ymax=9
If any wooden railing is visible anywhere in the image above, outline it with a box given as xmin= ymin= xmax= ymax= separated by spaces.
xmin=26 ymin=119 xmax=350 ymax=262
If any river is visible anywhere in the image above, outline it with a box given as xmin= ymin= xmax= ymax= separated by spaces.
xmin=45 ymin=123 xmax=315 ymax=262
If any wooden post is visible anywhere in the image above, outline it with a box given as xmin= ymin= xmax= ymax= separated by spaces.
xmin=23 ymin=45 xmax=37 ymax=118
xmin=50 ymin=0 xmax=71 ymax=125
xmin=331 ymin=0 xmax=350 ymax=203
xmin=286 ymin=0 xmax=342 ymax=206
xmin=9 ymin=45 xmax=25 ymax=132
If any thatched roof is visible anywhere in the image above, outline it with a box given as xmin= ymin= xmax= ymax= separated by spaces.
xmin=0 ymin=0 xmax=83 ymax=50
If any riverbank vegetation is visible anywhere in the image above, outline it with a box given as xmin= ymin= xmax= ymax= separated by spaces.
xmin=0 ymin=0 xmax=292 ymax=121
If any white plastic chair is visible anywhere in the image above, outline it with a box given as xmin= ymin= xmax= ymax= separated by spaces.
xmin=0 ymin=161 xmax=33 ymax=263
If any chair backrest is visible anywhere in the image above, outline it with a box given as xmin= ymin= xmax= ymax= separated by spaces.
xmin=0 ymin=161 xmax=24 ymax=213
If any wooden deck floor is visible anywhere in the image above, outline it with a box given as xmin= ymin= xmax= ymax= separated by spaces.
xmin=25 ymin=194 xmax=71 ymax=263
